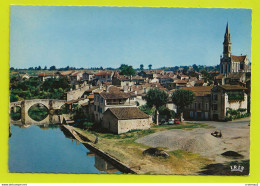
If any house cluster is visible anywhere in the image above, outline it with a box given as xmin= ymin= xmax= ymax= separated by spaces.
xmin=15 ymin=23 xmax=251 ymax=134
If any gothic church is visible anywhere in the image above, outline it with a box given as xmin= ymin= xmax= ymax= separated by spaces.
xmin=219 ymin=23 xmax=250 ymax=74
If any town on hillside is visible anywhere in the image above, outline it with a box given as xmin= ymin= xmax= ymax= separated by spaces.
xmin=9 ymin=23 xmax=251 ymax=175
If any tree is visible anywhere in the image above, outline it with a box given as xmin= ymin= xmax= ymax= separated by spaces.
xmin=119 ymin=64 xmax=136 ymax=77
xmin=145 ymin=88 xmax=168 ymax=125
xmin=140 ymin=64 xmax=144 ymax=70
xmin=44 ymin=66 xmax=47 ymax=70
xmin=148 ymin=64 xmax=152 ymax=70
xmin=192 ymin=64 xmax=199 ymax=72
xmin=49 ymin=66 xmax=56 ymax=70
xmin=171 ymin=89 xmax=195 ymax=122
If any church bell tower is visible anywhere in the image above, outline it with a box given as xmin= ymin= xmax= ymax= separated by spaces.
xmin=223 ymin=22 xmax=232 ymax=58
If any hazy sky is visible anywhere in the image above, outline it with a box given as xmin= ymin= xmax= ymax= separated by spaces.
xmin=10 ymin=6 xmax=252 ymax=69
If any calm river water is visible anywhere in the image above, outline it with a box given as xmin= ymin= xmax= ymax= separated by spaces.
xmin=9 ymin=124 xmax=122 ymax=174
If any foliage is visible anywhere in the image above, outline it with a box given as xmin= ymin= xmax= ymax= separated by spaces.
xmin=227 ymin=92 xmax=244 ymax=101
xmin=10 ymin=94 xmax=19 ymax=102
xmin=119 ymin=64 xmax=136 ymax=76
xmin=10 ymin=76 xmax=72 ymax=101
xmin=10 ymin=106 xmax=21 ymax=121
xmin=144 ymin=88 xmax=168 ymax=124
xmin=139 ymin=104 xmax=155 ymax=115
xmin=49 ymin=66 xmax=56 ymax=70
xmin=145 ymin=88 xmax=169 ymax=109
xmin=28 ymin=105 xmax=49 ymax=121
xmin=148 ymin=64 xmax=152 ymax=70
xmin=158 ymin=106 xmax=175 ymax=121
xmin=171 ymin=89 xmax=195 ymax=112
xmin=225 ymin=108 xmax=249 ymax=121
xmin=73 ymin=105 xmax=94 ymax=129
xmin=140 ymin=64 xmax=144 ymax=70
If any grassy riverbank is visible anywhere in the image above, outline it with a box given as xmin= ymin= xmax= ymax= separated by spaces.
xmin=72 ymin=122 xmax=214 ymax=175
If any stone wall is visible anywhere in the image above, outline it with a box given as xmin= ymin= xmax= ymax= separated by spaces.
xmin=67 ymin=84 xmax=90 ymax=101
xmin=118 ymin=118 xmax=150 ymax=134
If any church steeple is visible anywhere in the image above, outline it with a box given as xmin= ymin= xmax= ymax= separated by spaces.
xmin=223 ymin=22 xmax=231 ymax=58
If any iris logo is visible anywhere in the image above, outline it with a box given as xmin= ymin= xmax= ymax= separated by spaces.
xmin=230 ymin=165 xmax=244 ymax=172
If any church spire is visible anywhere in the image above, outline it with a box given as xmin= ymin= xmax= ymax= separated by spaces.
xmin=223 ymin=22 xmax=231 ymax=58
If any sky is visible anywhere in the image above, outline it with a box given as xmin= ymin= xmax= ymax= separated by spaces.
xmin=10 ymin=6 xmax=252 ymax=69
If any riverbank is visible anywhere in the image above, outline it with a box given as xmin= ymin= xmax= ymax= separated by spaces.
xmin=69 ymin=122 xmax=217 ymax=175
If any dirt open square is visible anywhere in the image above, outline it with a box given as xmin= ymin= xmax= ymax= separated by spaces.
xmin=136 ymin=118 xmax=250 ymax=164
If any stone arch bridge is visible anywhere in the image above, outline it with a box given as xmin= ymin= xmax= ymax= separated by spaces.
xmin=9 ymin=99 xmax=66 ymax=125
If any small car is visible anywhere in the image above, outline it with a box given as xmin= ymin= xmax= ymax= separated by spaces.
xmin=168 ymin=120 xmax=174 ymax=125
xmin=174 ymin=118 xmax=180 ymax=124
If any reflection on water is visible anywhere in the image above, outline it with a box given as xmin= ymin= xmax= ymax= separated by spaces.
xmin=9 ymin=123 xmax=121 ymax=174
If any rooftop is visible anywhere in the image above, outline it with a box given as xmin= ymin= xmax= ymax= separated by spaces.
xmin=106 ymin=107 xmax=149 ymax=120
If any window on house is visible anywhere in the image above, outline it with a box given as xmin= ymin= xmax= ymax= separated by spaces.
xmin=190 ymin=111 xmax=193 ymax=118
xmin=198 ymin=103 xmax=201 ymax=109
xmin=205 ymin=103 xmax=208 ymax=110
xmin=194 ymin=102 xmax=197 ymax=109
xmin=213 ymin=104 xmax=218 ymax=110
xmin=214 ymin=94 xmax=218 ymax=101
xmin=101 ymin=98 xmax=103 ymax=103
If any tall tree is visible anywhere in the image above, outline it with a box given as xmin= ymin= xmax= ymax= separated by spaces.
xmin=119 ymin=64 xmax=136 ymax=77
xmin=148 ymin=64 xmax=152 ymax=70
xmin=140 ymin=64 xmax=144 ymax=71
xmin=145 ymin=88 xmax=168 ymax=125
xmin=49 ymin=65 xmax=56 ymax=70
xmin=171 ymin=89 xmax=195 ymax=122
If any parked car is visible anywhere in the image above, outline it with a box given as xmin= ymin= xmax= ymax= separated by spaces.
xmin=168 ymin=120 xmax=174 ymax=125
xmin=174 ymin=118 xmax=180 ymax=124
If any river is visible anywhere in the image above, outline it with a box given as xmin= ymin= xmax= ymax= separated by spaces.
xmin=9 ymin=124 xmax=122 ymax=174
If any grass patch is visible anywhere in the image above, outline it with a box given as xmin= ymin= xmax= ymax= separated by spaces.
xmin=170 ymin=150 xmax=184 ymax=159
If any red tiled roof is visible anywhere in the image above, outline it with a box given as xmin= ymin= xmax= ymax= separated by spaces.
xmin=231 ymin=55 xmax=247 ymax=62
xmin=38 ymin=73 xmax=51 ymax=77
xmin=105 ymin=107 xmax=149 ymax=120
xmin=183 ymin=86 xmax=213 ymax=96
xmin=96 ymin=71 xmax=112 ymax=76
xmin=219 ymin=85 xmax=247 ymax=91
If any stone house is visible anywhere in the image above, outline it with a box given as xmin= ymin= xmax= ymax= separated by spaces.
xmin=214 ymin=74 xmax=225 ymax=85
xmin=112 ymin=72 xmax=134 ymax=87
xmin=82 ymin=72 xmax=95 ymax=83
xmin=102 ymin=107 xmax=150 ymax=134
xmin=95 ymin=71 xmax=114 ymax=84
xmin=210 ymin=85 xmax=247 ymax=120
xmin=38 ymin=73 xmax=54 ymax=81
xmin=182 ymin=86 xmax=213 ymax=120
xmin=93 ymin=86 xmax=137 ymax=123
xmin=224 ymin=72 xmax=246 ymax=85
xmin=70 ymin=71 xmax=83 ymax=83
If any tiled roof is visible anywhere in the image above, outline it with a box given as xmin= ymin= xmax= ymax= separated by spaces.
xmin=231 ymin=55 xmax=247 ymax=62
xmin=183 ymin=86 xmax=213 ymax=96
xmin=219 ymin=85 xmax=247 ymax=90
xmin=215 ymin=74 xmax=224 ymax=79
xmin=38 ymin=73 xmax=52 ymax=77
xmin=70 ymin=71 xmax=81 ymax=76
xmin=226 ymin=72 xmax=245 ymax=79
xmin=96 ymin=71 xmax=112 ymax=76
xmin=174 ymin=80 xmax=188 ymax=84
xmin=106 ymin=107 xmax=149 ymax=120
xmin=100 ymin=91 xmax=131 ymax=100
